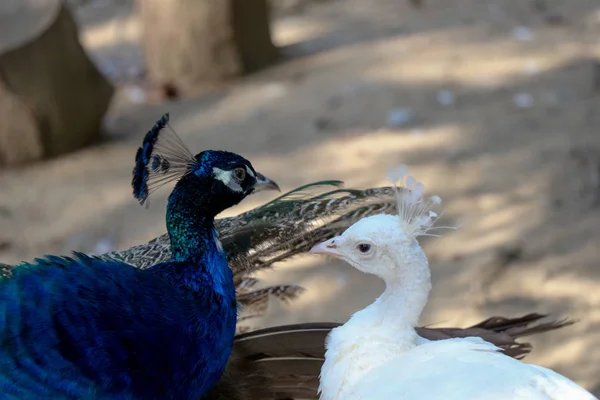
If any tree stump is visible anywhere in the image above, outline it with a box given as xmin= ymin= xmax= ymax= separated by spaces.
xmin=138 ymin=0 xmax=279 ymax=94
xmin=0 ymin=0 xmax=114 ymax=167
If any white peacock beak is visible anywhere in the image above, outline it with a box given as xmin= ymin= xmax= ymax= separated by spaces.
xmin=309 ymin=237 xmax=341 ymax=257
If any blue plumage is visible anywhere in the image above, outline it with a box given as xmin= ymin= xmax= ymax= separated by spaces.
xmin=0 ymin=115 xmax=279 ymax=399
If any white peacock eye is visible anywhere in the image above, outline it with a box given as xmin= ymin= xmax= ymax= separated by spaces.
xmin=356 ymin=243 xmax=373 ymax=255
xmin=232 ymin=167 xmax=246 ymax=183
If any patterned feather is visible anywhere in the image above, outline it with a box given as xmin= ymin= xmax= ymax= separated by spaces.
xmin=102 ymin=183 xmax=399 ymax=325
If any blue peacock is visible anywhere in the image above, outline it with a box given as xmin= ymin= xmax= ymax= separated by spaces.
xmin=0 ymin=114 xmax=279 ymax=400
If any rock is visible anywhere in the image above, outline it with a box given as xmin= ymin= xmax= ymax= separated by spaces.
xmin=511 ymin=26 xmax=534 ymax=41
xmin=436 ymin=90 xmax=456 ymax=106
xmin=386 ymin=108 xmax=415 ymax=128
xmin=138 ymin=0 xmax=279 ymax=96
xmin=0 ymin=0 xmax=114 ymax=167
xmin=513 ymin=93 xmax=534 ymax=109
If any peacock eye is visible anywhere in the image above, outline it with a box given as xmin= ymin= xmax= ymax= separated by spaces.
xmin=232 ymin=167 xmax=246 ymax=182
xmin=357 ymin=243 xmax=372 ymax=254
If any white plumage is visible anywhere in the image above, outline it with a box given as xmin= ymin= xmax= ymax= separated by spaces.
xmin=309 ymin=167 xmax=596 ymax=400
xmin=350 ymin=337 xmax=594 ymax=399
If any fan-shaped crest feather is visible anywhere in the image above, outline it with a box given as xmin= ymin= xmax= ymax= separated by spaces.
xmin=132 ymin=113 xmax=196 ymax=205
xmin=387 ymin=165 xmax=444 ymax=238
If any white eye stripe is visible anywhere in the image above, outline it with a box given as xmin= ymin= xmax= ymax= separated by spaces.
xmin=212 ymin=167 xmax=243 ymax=192
xmin=213 ymin=167 xmax=231 ymax=184
xmin=244 ymin=165 xmax=255 ymax=178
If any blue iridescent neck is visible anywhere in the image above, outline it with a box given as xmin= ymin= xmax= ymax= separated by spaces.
xmin=159 ymin=181 xmax=236 ymax=300
xmin=166 ymin=183 xmax=221 ymax=262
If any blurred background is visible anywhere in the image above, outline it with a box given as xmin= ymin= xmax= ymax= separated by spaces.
xmin=1 ymin=0 xmax=599 ymax=394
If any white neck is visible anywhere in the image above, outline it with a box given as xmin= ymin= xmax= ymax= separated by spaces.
xmin=377 ymin=248 xmax=431 ymax=328
xmin=318 ymin=244 xmax=431 ymax=400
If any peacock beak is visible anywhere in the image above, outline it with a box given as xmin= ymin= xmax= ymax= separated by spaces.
xmin=309 ymin=237 xmax=340 ymax=257
xmin=253 ymin=173 xmax=280 ymax=192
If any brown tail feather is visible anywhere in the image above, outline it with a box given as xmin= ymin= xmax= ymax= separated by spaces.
xmin=417 ymin=313 xmax=575 ymax=359
xmin=237 ymin=286 xmax=306 ymax=324
xmin=468 ymin=313 xmax=576 ymax=339
xmin=235 ymin=323 xmax=338 ymax=359
xmin=217 ymin=315 xmax=574 ymax=399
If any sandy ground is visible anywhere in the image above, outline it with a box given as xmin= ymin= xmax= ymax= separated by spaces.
xmin=2 ymin=0 xmax=600 ymax=393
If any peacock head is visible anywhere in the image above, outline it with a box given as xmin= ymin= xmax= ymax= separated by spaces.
xmin=309 ymin=166 xmax=445 ymax=281
xmin=132 ymin=114 xmax=279 ymax=215
xmin=183 ymin=149 xmax=279 ymax=209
